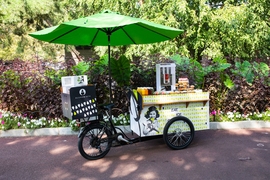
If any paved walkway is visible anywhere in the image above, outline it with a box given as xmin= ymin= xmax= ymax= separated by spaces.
xmin=1 ymin=128 xmax=270 ymax=180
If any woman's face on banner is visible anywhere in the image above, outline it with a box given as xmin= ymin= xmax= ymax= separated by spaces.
xmin=149 ymin=111 xmax=157 ymax=120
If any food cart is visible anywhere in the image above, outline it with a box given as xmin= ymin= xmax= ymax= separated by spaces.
xmin=130 ymin=63 xmax=210 ymax=137
xmin=60 ymin=64 xmax=210 ymax=160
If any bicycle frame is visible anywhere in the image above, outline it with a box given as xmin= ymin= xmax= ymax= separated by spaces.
xmin=78 ymin=87 xmax=140 ymax=142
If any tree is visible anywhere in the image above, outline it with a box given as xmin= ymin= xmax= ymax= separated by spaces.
xmin=1 ymin=0 xmax=270 ymax=61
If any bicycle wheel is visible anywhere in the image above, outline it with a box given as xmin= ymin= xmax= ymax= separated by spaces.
xmin=78 ymin=123 xmax=112 ymax=160
xmin=163 ymin=116 xmax=195 ymax=150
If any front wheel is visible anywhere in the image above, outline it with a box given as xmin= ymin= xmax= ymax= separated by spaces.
xmin=163 ymin=116 xmax=195 ymax=150
xmin=78 ymin=123 xmax=112 ymax=160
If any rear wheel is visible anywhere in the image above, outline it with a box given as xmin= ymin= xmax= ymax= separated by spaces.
xmin=78 ymin=124 xmax=112 ymax=160
xmin=163 ymin=116 xmax=194 ymax=150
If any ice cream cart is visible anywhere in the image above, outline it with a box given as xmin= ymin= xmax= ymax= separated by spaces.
xmin=62 ymin=64 xmax=210 ymax=160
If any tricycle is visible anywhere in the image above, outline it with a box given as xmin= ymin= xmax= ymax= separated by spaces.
xmin=67 ymin=85 xmax=209 ymax=160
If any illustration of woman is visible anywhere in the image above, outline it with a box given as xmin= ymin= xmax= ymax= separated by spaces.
xmin=143 ymin=106 xmax=160 ymax=135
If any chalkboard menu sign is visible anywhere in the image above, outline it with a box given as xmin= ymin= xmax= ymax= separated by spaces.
xmin=69 ymin=86 xmax=97 ymax=120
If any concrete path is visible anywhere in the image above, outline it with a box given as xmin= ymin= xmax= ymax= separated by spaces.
xmin=1 ymin=128 xmax=270 ymax=180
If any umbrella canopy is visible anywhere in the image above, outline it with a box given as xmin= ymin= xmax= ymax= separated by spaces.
xmin=29 ymin=10 xmax=183 ymax=103
xmin=29 ymin=10 xmax=183 ymax=46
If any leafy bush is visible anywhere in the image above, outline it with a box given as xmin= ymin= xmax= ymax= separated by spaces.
xmin=0 ymin=56 xmax=269 ymax=128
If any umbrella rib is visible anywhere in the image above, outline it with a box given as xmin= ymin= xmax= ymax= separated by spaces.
xmin=99 ymin=26 xmax=136 ymax=44
xmin=49 ymin=27 xmax=79 ymax=43
xmin=90 ymin=29 xmax=100 ymax=45
xmin=136 ymin=23 xmax=172 ymax=39
xmin=99 ymin=27 xmax=123 ymax=35
xmin=120 ymin=27 xmax=136 ymax=44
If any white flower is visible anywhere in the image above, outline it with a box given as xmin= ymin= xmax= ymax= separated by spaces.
xmin=227 ymin=112 xmax=232 ymax=115
xmin=3 ymin=113 xmax=9 ymax=117
xmin=228 ymin=114 xmax=234 ymax=119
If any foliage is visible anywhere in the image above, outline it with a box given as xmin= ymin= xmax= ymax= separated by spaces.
xmin=131 ymin=60 xmax=158 ymax=88
xmin=0 ymin=0 xmax=65 ymax=60
xmin=69 ymin=120 xmax=80 ymax=131
xmin=44 ymin=69 xmax=68 ymax=85
xmin=231 ymin=61 xmax=269 ymax=85
xmin=170 ymin=55 xmax=190 ymax=73
xmin=90 ymin=54 xmax=108 ymax=77
xmin=1 ymin=0 xmax=269 ymax=62
xmin=111 ymin=55 xmax=131 ymax=87
xmin=0 ymin=69 xmax=23 ymax=89
xmin=72 ymin=61 xmax=90 ymax=75
xmin=170 ymin=54 xmax=269 ymax=113
xmin=171 ymin=54 xmax=232 ymax=89
xmin=0 ymin=60 xmax=62 ymax=117
xmin=90 ymin=54 xmax=131 ymax=87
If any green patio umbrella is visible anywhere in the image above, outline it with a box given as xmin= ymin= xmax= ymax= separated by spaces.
xmin=29 ymin=10 xmax=183 ymax=102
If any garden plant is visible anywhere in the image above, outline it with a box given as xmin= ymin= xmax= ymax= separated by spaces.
xmin=0 ymin=0 xmax=270 ymax=131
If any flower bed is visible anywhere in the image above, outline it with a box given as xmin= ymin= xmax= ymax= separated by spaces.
xmin=1 ymin=109 xmax=269 ymax=132
xmin=210 ymin=110 xmax=270 ymax=122
xmin=0 ymin=110 xmax=130 ymax=131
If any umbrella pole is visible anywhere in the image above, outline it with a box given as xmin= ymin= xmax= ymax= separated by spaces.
xmin=108 ymin=34 xmax=117 ymax=134
xmin=108 ymin=35 xmax=112 ymax=103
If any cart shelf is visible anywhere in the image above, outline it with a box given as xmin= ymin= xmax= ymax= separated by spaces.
xmin=143 ymin=99 xmax=209 ymax=109
xmin=142 ymin=92 xmax=209 ymax=109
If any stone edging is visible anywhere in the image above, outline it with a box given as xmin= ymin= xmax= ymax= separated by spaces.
xmin=210 ymin=121 xmax=270 ymax=129
xmin=1 ymin=121 xmax=270 ymax=137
